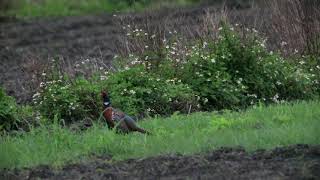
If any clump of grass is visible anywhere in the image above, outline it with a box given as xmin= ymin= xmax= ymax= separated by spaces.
xmin=0 ymin=100 xmax=319 ymax=169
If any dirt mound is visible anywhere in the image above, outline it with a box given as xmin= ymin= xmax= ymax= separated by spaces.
xmin=1 ymin=144 xmax=319 ymax=179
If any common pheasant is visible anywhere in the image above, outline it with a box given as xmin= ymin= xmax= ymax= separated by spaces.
xmin=101 ymin=91 xmax=150 ymax=134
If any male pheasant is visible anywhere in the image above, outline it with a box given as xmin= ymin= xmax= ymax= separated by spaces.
xmin=101 ymin=91 xmax=150 ymax=134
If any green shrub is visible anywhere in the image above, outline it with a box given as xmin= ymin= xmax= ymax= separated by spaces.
xmin=33 ymin=23 xmax=319 ymax=123
xmin=295 ymin=55 xmax=320 ymax=95
xmin=121 ymin=23 xmax=318 ymax=111
xmin=0 ymin=87 xmax=33 ymax=133
xmin=103 ymin=65 xmax=198 ymax=116
xmin=0 ymin=87 xmax=20 ymax=132
xmin=211 ymin=24 xmax=316 ymax=104
xmin=178 ymin=41 xmax=246 ymax=110
xmin=34 ymin=76 xmax=101 ymax=123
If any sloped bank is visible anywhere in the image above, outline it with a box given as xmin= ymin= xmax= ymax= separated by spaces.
xmin=1 ymin=144 xmax=319 ymax=179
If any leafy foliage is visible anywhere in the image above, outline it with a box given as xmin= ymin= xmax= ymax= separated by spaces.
xmin=0 ymin=87 xmax=33 ymax=132
xmin=33 ymin=74 xmax=101 ymax=123
xmin=103 ymin=65 xmax=197 ymax=116
xmin=33 ymin=23 xmax=319 ymax=123
xmin=0 ymin=87 xmax=19 ymax=132
xmin=157 ymin=23 xmax=318 ymax=109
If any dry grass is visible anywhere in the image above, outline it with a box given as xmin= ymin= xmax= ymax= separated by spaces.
xmin=114 ymin=0 xmax=320 ymax=58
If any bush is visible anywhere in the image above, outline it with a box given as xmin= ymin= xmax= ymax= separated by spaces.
xmin=33 ymin=75 xmax=101 ymax=123
xmin=33 ymin=23 xmax=319 ymax=123
xmin=210 ymin=24 xmax=316 ymax=104
xmin=34 ymin=61 xmax=198 ymax=121
xmin=0 ymin=87 xmax=20 ymax=132
xmin=0 ymin=87 xmax=32 ymax=132
xmin=178 ymin=40 xmax=246 ymax=110
xmin=121 ymin=23 xmax=318 ymax=111
xmin=103 ymin=65 xmax=198 ymax=117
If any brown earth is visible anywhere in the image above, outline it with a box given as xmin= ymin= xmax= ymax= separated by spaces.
xmin=1 ymin=144 xmax=319 ymax=180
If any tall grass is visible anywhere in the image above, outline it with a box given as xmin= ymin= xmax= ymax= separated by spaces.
xmin=1 ymin=100 xmax=319 ymax=169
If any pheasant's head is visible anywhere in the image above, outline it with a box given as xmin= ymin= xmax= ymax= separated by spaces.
xmin=101 ymin=90 xmax=111 ymax=108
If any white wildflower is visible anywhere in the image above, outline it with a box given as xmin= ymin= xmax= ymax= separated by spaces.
xmin=40 ymin=82 xmax=45 ymax=88
xmin=280 ymin=41 xmax=287 ymax=46
xmin=272 ymin=93 xmax=279 ymax=102
xmin=32 ymin=92 xmax=40 ymax=98
xmin=100 ymin=76 xmax=107 ymax=81
xmin=204 ymin=98 xmax=208 ymax=103
xmin=129 ymin=90 xmax=136 ymax=95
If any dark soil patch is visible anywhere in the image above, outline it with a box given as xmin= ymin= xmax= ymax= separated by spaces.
xmin=1 ymin=144 xmax=319 ymax=179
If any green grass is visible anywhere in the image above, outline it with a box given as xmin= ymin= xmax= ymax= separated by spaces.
xmin=2 ymin=0 xmax=198 ymax=18
xmin=1 ymin=100 xmax=320 ymax=169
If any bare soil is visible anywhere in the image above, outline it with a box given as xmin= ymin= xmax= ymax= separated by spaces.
xmin=1 ymin=144 xmax=319 ymax=180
